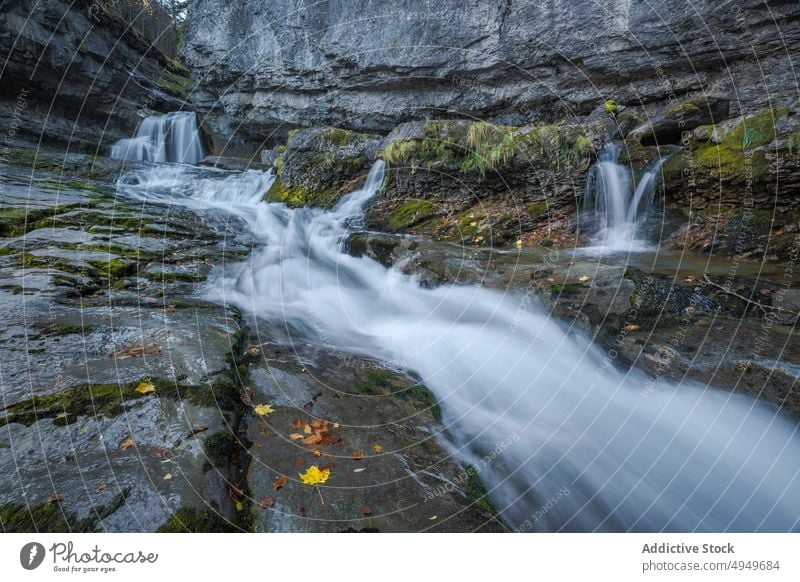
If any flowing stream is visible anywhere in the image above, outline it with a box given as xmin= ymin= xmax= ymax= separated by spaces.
xmin=582 ymin=143 xmax=665 ymax=253
xmin=115 ymin=158 xmax=800 ymax=532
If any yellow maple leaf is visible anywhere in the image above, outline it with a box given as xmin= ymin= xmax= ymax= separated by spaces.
xmin=135 ymin=381 xmax=156 ymax=395
xmin=254 ymin=403 xmax=275 ymax=416
xmin=373 ymin=444 xmax=383 ymax=454
xmin=515 ymin=239 xmax=522 ymax=250
xmin=299 ymin=465 xmax=330 ymax=485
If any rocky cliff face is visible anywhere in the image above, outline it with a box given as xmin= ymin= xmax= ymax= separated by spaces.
xmin=0 ymin=0 xmax=190 ymax=154
xmin=184 ymin=0 xmax=800 ymax=153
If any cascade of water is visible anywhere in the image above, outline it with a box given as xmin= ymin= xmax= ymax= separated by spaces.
xmin=111 ymin=111 xmax=204 ymax=164
xmin=583 ymin=143 xmax=664 ymax=252
xmin=115 ymin=160 xmax=800 ymax=532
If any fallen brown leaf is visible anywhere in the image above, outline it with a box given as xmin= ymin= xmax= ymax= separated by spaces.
xmin=360 ymin=506 xmax=373 ymax=516
xmin=273 ymin=475 xmax=288 ymax=490
xmin=303 ymin=434 xmax=322 ymax=445
xmin=119 ymin=437 xmax=135 ymax=451
xmin=47 ymin=493 xmax=65 ymax=504
xmin=352 ymin=450 xmax=365 ymax=460
xmin=320 ymin=434 xmax=340 ymax=445
xmin=258 ymin=497 xmax=275 ymax=509
xmin=289 ymin=433 xmax=304 ymax=440
xmin=290 ymin=419 xmax=303 ymax=429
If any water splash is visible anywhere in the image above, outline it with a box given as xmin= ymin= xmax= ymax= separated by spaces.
xmin=116 ymin=160 xmax=800 ymax=532
xmin=582 ymin=143 xmax=664 ymax=253
xmin=111 ymin=111 xmax=204 ymax=164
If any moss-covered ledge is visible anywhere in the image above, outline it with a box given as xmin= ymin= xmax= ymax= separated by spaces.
xmin=265 ymin=127 xmax=382 ymax=208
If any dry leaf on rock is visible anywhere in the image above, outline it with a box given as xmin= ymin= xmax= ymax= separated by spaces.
xmin=135 ymin=380 xmax=156 ymax=395
xmin=299 ymin=466 xmax=330 ymax=485
xmin=272 ymin=475 xmax=288 ymax=490
xmin=119 ymin=438 xmax=135 ymax=451
xmin=254 ymin=403 xmax=275 ymax=416
xmin=352 ymin=450 xmax=365 ymax=460
xmin=303 ymin=434 xmax=322 ymax=445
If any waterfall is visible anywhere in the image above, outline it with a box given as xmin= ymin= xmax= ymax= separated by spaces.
xmin=582 ymin=143 xmax=664 ymax=252
xmin=110 ymin=111 xmax=204 ymax=164
xmin=115 ymin=160 xmax=800 ymax=532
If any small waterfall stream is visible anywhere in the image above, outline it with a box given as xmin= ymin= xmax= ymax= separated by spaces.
xmin=583 ymin=143 xmax=664 ymax=252
xmin=114 ymin=157 xmax=800 ymax=533
xmin=111 ymin=111 xmax=204 ymax=164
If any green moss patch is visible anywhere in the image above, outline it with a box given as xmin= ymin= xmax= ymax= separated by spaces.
xmin=0 ymin=203 xmax=85 ymax=237
xmin=265 ymin=179 xmax=339 ymax=209
xmin=387 ymin=200 xmax=438 ymax=231
xmin=527 ymin=202 xmax=547 ymax=219
xmin=693 ymin=143 xmax=768 ymax=182
xmin=203 ymin=432 xmax=234 ymax=470
xmin=0 ymin=378 xmax=240 ymax=428
xmin=466 ymin=466 xmax=498 ymax=515
xmin=381 ymin=120 xmax=595 ymax=178
xmin=158 ymin=508 xmax=239 ymax=532
xmin=0 ymin=502 xmax=93 ymax=533
xmin=666 ymin=99 xmax=702 ymax=118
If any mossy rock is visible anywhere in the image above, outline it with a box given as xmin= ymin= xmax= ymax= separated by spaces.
xmin=666 ymin=99 xmax=703 ymax=118
xmin=0 ymin=378 xmax=240 ymax=427
xmin=387 ymin=200 xmax=438 ymax=231
xmin=354 ymin=369 xmax=441 ymax=420
xmin=203 ymin=431 xmax=234 ymax=470
xmin=265 ymin=178 xmax=339 ymax=209
xmin=527 ymin=202 xmax=548 ymax=219
xmin=0 ymin=502 xmax=94 ymax=533
xmin=465 ymin=466 xmax=498 ymax=516
xmin=693 ymin=143 xmax=769 ymax=182
xmin=381 ymin=119 xmax=595 ymax=177
xmin=157 ymin=508 xmax=240 ymax=533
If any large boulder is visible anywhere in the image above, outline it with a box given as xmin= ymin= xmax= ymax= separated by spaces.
xmin=266 ymin=127 xmax=383 ymax=208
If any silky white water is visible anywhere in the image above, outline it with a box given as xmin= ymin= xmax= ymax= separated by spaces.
xmin=117 ymin=160 xmax=800 ymax=532
xmin=583 ymin=143 xmax=664 ymax=254
xmin=111 ymin=111 xmax=204 ymax=164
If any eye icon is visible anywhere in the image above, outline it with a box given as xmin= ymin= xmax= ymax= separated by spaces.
xmin=20 ymin=542 xmax=46 ymax=570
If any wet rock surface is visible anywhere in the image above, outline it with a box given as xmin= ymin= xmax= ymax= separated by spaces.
xmin=0 ymin=147 xmax=502 ymax=532
xmin=0 ymin=149 xmax=248 ymax=532
xmin=243 ymin=338 xmax=504 ymax=532
xmin=266 ymin=127 xmax=382 ymax=208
